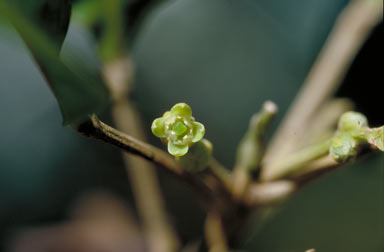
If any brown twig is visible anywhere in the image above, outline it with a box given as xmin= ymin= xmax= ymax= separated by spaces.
xmin=244 ymin=181 xmax=296 ymax=206
xmin=289 ymin=155 xmax=340 ymax=186
xmin=114 ymin=102 xmax=181 ymax=252
xmin=77 ymin=114 xmax=214 ymax=200
xmin=76 ymin=113 xmax=243 ymax=249
xmin=281 ymin=147 xmax=380 ymax=189
xmin=208 ymin=158 xmax=233 ymax=193
xmin=205 ymin=211 xmax=229 ymax=252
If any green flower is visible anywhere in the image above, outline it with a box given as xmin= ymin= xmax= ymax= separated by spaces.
xmin=337 ymin=111 xmax=368 ymax=137
xmin=329 ymin=111 xmax=384 ymax=162
xmin=330 ymin=133 xmax=358 ymax=163
xmin=151 ymin=103 xmax=205 ymax=156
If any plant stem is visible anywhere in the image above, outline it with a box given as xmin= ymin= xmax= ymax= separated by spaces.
xmin=100 ymin=0 xmax=124 ymax=61
xmin=232 ymin=101 xmax=277 ymax=198
xmin=263 ymin=0 xmax=382 ymax=174
xmin=101 ymin=0 xmax=181 ymax=244
xmin=245 ymin=181 xmax=296 ymax=206
xmin=115 ymin=101 xmax=181 ymax=252
xmin=262 ymin=139 xmax=332 ymax=181
xmin=289 ymin=155 xmax=339 ymax=186
xmin=282 ymin=140 xmax=382 ymax=186
xmin=208 ymin=158 xmax=233 ymax=192
xmin=297 ymin=98 xmax=353 ymax=148
xmin=77 ymin=114 xmax=215 ymax=201
xmin=78 ymin=114 xmax=181 ymax=174
xmin=205 ymin=211 xmax=229 ymax=252
xmin=103 ymin=58 xmax=180 ymax=252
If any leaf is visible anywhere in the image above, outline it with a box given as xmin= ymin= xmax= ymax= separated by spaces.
xmin=168 ymin=142 xmax=189 ymax=157
xmin=0 ymin=2 xmax=110 ymax=125
xmin=4 ymin=0 xmax=72 ymax=46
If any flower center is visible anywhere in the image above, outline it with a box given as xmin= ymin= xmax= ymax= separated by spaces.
xmin=172 ymin=121 xmax=188 ymax=136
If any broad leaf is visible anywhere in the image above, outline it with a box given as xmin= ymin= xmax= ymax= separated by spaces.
xmin=0 ymin=2 xmax=109 ymax=125
xmin=4 ymin=0 xmax=72 ymax=46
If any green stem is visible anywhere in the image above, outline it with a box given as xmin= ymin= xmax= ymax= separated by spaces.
xmin=232 ymin=101 xmax=277 ymax=197
xmin=100 ymin=0 xmax=124 ymax=61
xmin=208 ymin=158 xmax=233 ymax=192
xmin=262 ymin=139 xmax=332 ymax=181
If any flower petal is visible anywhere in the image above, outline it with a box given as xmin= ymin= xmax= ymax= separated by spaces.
xmin=168 ymin=142 xmax=189 ymax=156
xmin=192 ymin=122 xmax=205 ymax=143
xmin=151 ymin=118 xmax=166 ymax=137
xmin=170 ymin=103 xmax=192 ymax=118
xmin=172 ymin=121 xmax=188 ymax=136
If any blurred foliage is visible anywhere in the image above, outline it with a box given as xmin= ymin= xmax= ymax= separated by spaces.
xmin=73 ymin=0 xmax=127 ymax=61
xmin=73 ymin=0 xmax=166 ymax=49
xmin=0 ymin=0 xmax=382 ymax=251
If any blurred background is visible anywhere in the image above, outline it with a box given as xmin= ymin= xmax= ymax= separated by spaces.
xmin=0 ymin=0 xmax=382 ymax=251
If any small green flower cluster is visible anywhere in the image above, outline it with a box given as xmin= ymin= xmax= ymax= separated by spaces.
xmin=330 ymin=112 xmax=368 ymax=162
xmin=330 ymin=111 xmax=383 ymax=162
xmin=151 ymin=103 xmax=205 ymax=156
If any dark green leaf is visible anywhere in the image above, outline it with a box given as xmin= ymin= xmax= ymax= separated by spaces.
xmin=0 ymin=2 xmax=110 ymax=125
xmin=4 ymin=0 xmax=72 ymax=46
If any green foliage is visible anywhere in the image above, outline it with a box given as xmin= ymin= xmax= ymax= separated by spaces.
xmin=151 ymin=103 xmax=205 ymax=156
xmin=0 ymin=1 xmax=110 ymax=125
xmin=72 ymin=0 xmax=166 ymax=56
xmin=98 ymin=0 xmax=125 ymax=61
